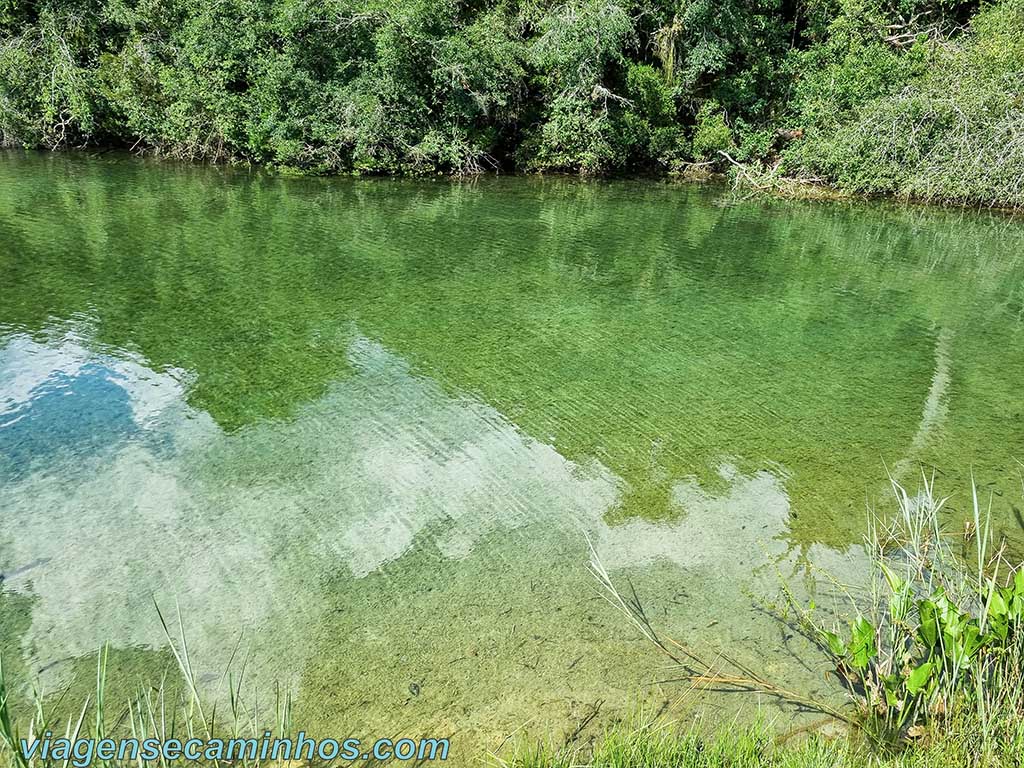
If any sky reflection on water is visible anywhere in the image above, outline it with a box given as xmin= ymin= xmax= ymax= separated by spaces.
xmin=2 ymin=152 xmax=1024 ymax=753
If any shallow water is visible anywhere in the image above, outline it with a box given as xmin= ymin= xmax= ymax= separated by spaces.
xmin=2 ymin=152 xmax=1024 ymax=757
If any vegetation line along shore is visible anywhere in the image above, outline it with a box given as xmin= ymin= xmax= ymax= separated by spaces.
xmin=2 ymin=0 xmax=1024 ymax=208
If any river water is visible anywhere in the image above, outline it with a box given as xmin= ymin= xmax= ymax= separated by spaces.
xmin=1 ymin=152 xmax=1023 ymax=758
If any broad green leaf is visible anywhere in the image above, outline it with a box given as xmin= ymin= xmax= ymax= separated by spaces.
xmin=821 ymin=630 xmax=846 ymax=658
xmin=849 ymin=617 xmax=877 ymax=671
xmin=990 ymin=615 xmax=1009 ymax=642
xmin=989 ymin=589 xmax=1009 ymax=619
xmin=1010 ymin=595 xmax=1024 ymax=622
xmin=963 ymin=623 xmax=984 ymax=658
xmin=918 ymin=600 xmax=938 ymax=647
xmin=882 ymin=563 xmax=911 ymax=623
xmin=884 ymin=685 xmax=901 ymax=709
xmin=906 ymin=662 xmax=933 ymax=695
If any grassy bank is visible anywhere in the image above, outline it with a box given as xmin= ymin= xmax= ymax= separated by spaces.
xmin=2 ymin=0 xmax=1024 ymax=208
xmin=497 ymin=716 xmax=1013 ymax=768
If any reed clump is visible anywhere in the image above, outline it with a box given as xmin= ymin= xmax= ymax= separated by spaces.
xmin=0 ymin=604 xmax=293 ymax=768
xmin=781 ymin=474 xmax=1024 ymax=761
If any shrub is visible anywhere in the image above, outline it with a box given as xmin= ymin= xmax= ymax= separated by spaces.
xmin=787 ymin=0 xmax=1024 ymax=207
xmin=691 ymin=100 xmax=734 ymax=159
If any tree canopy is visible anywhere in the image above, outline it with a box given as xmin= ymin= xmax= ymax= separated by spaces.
xmin=2 ymin=0 xmax=1022 ymax=205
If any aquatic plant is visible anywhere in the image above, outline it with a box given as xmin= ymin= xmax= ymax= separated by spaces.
xmin=785 ymin=474 xmax=1024 ymax=754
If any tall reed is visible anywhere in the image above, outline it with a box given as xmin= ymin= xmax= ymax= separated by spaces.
xmin=0 ymin=602 xmax=293 ymax=768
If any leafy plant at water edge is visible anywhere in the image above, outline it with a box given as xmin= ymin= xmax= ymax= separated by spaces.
xmin=590 ymin=471 xmax=1024 ymax=764
xmin=787 ymin=475 xmax=1024 ymax=751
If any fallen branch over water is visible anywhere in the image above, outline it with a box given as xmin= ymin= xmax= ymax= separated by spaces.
xmin=717 ymin=151 xmax=834 ymax=198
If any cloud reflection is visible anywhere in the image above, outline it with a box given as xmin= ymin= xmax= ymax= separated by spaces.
xmin=0 ymin=329 xmax=835 ymax=704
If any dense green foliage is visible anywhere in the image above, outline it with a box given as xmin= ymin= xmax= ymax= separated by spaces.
xmin=785 ymin=0 xmax=1024 ymax=206
xmin=1 ymin=0 xmax=1023 ymax=204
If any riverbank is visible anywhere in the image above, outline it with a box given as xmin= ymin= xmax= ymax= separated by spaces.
xmin=16 ymin=144 xmax=1024 ymax=222
xmin=499 ymin=717 xmax=1013 ymax=768
xmin=3 ymin=0 xmax=1023 ymax=209
xmin=499 ymin=721 xmax=1013 ymax=768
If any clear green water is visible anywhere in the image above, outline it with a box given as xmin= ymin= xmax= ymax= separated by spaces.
xmin=2 ymin=151 xmax=1024 ymax=756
